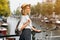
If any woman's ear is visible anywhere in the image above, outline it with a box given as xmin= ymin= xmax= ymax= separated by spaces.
xmin=24 ymin=9 xmax=26 ymax=12
xmin=22 ymin=10 xmax=25 ymax=13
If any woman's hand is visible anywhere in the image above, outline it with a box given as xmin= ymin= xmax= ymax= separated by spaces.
xmin=35 ymin=30 xmax=41 ymax=33
xmin=24 ymin=19 xmax=30 ymax=25
xmin=32 ymin=27 xmax=41 ymax=33
xmin=27 ymin=19 xmax=30 ymax=23
xmin=20 ymin=19 xmax=30 ymax=31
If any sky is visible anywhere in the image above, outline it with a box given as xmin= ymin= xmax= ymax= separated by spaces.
xmin=9 ymin=0 xmax=43 ymax=13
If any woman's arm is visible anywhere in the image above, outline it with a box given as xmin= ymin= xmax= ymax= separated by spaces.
xmin=31 ymin=27 xmax=41 ymax=33
xmin=20 ymin=20 xmax=30 ymax=31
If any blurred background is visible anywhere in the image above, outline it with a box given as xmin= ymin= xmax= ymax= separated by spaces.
xmin=0 ymin=0 xmax=60 ymax=40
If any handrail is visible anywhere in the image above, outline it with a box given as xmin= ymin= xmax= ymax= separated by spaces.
xmin=0 ymin=35 xmax=20 ymax=38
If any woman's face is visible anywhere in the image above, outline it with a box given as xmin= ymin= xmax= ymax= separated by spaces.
xmin=24 ymin=6 xmax=30 ymax=14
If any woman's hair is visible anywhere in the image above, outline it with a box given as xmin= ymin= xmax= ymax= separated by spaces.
xmin=21 ymin=10 xmax=24 ymax=15
xmin=21 ymin=4 xmax=30 ymax=9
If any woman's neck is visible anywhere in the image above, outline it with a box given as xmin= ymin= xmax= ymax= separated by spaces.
xmin=23 ymin=13 xmax=27 ymax=16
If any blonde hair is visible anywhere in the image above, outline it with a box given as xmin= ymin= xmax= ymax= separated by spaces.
xmin=21 ymin=5 xmax=31 ymax=15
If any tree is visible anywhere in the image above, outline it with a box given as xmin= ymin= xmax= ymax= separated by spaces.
xmin=55 ymin=0 xmax=60 ymax=14
xmin=35 ymin=2 xmax=41 ymax=14
xmin=15 ymin=6 xmax=21 ymax=16
xmin=31 ymin=2 xmax=41 ymax=15
xmin=41 ymin=3 xmax=47 ymax=15
xmin=41 ymin=2 xmax=53 ymax=16
xmin=31 ymin=5 xmax=36 ymax=15
xmin=0 ymin=0 xmax=10 ymax=17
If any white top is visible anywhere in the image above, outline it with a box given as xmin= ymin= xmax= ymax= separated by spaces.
xmin=18 ymin=15 xmax=32 ymax=31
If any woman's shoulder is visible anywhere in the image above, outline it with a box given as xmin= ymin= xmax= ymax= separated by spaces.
xmin=26 ymin=15 xmax=29 ymax=18
xmin=20 ymin=15 xmax=26 ymax=19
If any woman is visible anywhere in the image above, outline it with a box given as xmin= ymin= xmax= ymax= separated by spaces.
xmin=18 ymin=3 xmax=41 ymax=40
